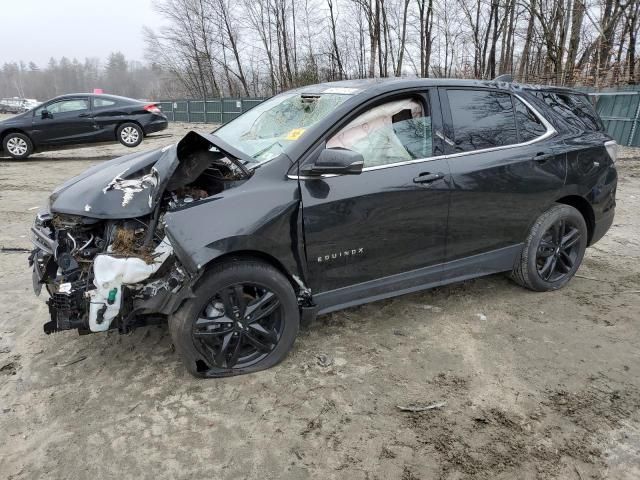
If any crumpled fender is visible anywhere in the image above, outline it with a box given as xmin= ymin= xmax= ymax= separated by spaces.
xmin=163 ymin=157 xmax=306 ymax=281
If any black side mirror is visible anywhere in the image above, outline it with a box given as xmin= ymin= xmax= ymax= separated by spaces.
xmin=302 ymin=148 xmax=364 ymax=176
xmin=41 ymin=109 xmax=51 ymax=119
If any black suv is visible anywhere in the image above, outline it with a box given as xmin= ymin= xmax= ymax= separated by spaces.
xmin=29 ymin=79 xmax=617 ymax=377
xmin=1 ymin=93 xmax=168 ymax=159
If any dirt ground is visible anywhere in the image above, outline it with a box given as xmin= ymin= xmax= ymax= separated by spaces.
xmin=0 ymin=115 xmax=639 ymax=480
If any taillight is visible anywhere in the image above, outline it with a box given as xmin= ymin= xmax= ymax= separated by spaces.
xmin=144 ymin=104 xmax=162 ymax=114
xmin=605 ymin=140 xmax=618 ymax=163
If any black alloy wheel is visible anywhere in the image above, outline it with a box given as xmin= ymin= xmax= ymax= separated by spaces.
xmin=536 ymin=219 xmax=582 ymax=282
xmin=169 ymin=259 xmax=300 ymax=378
xmin=193 ymin=283 xmax=284 ymax=369
xmin=512 ymin=204 xmax=588 ymax=291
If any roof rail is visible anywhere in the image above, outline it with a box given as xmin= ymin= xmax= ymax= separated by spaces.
xmin=494 ymin=74 xmax=513 ymax=82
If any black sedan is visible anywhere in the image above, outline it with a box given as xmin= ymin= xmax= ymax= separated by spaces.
xmin=0 ymin=93 xmax=168 ymax=159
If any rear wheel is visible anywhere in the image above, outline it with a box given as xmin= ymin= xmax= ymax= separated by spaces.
xmin=169 ymin=259 xmax=299 ymax=378
xmin=512 ymin=204 xmax=588 ymax=291
xmin=117 ymin=122 xmax=143 ymax=147
xmin=3 ymin=132 xmax=33 ymax=159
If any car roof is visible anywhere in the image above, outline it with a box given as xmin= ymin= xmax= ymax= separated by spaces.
xmin=291 ymin=77 xmax=584 ymax=97
xmin=46 ymin=93 xmax=143 ymax=103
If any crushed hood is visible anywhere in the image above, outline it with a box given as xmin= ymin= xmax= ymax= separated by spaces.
xmin=49 ymin=146 xmax=175 ymax=219
xmin=48 ymin=131 xmax=251 ymax=219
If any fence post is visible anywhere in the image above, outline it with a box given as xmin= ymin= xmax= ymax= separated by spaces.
xmin=629 ymin=97 xmax=640 ymax=147
xmin=186 ymin=100 xmax=191 ymax=123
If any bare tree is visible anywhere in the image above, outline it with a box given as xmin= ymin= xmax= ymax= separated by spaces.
xmin=211 ymin=0 xmax=251 ymax=95
xmin=416 ymin=0 xmax=434 ymax=77
xmin=4 ymin=0 xmax=639 ymax=100
xmin=328 ymin=0 xmax=346 ymax=79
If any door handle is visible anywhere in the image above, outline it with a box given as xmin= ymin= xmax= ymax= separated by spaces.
xmin=78 ymin=113 xmax=92 ymax=118
xmin=413 ymin=172 xmax=445 ymax=184
xmin=533 ymin=152 xmax=553 ymax=163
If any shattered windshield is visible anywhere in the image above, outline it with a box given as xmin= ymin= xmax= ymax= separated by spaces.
xmin=212 ymin=92 xmax=352 ymax=163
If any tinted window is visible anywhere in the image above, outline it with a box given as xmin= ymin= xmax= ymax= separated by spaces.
xmin=327 ymin=97 xmax=433 ymax=168
xmin=93 ymin=97 xmax=116 ymax=108
xmin=532 ymin=91 xmax=603 ymax=131
xmin=37 ymin=99 xmax=88 ymax=115
xmin=514 ymin=97 xmax=547 ymax=142
xmin=448 ymin=90 xmax=517 ymax=152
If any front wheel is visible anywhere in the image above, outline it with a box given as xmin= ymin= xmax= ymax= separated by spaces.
xmin=117 ymin=122 xmax=143 ymax=147
xmin=3 ymin=132 xmax=33 ymax=159
xmin=169 ymin=259 xmax=300 ymax=378
xmin=511 ymin=204 xmax=588 ymax=291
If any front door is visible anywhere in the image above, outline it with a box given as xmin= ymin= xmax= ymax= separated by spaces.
xmin=31 ymin=97 xmax=96 ymax=146
xmin=300 ymin=91 xmax=450 ymax=302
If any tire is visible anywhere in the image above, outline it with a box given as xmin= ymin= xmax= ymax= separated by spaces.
xmin=2 ymin=132 xmax=33 ymax=159
xmin=117 ymin=122 xmax=143 ymax=147
xmin=511 ymin=204 xmax=588 ymax=292
xmin=169 ymin=259 xmax=300 ymax=378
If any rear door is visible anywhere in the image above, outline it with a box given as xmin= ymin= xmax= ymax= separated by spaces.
xmin=300 ymin=89 xmax=450 ymax=300
xmin=31 ymin=97 xmax=96 ymax=145
xmin=441 ymin=88 xmax=566 ymax=270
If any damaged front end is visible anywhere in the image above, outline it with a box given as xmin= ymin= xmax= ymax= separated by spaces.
xmin=29 ymin=131 xmax=251 ymax=335
xmin=30 ymin=213 xmax=185 ymax=334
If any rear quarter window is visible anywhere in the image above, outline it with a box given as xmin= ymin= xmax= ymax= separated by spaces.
xmin=532 ymin=91 xmax=603 ymax=132
xmin=93 ymin=98 xmax=117 ymax=108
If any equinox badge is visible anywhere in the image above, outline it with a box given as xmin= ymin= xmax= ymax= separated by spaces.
xmin=317 ymin=248 xmax=364 ymax=263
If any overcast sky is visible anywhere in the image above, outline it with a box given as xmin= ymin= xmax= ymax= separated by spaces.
xmin=0 ymin=0 xmax=163 ymax=66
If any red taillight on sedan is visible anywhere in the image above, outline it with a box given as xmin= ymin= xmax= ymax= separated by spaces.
xmin=144 ymin=104 xmax=162 ymax=114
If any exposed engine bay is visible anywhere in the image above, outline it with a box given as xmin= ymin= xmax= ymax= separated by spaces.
xmin=29 ymin=132 xmax=249 ymax=335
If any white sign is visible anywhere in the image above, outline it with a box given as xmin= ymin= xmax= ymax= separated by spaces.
xmin=324 ymin=87 xmax=359 ymax=94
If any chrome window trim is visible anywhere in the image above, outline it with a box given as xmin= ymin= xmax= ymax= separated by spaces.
xmin=288 ymin=93 xmax=556 ymax=181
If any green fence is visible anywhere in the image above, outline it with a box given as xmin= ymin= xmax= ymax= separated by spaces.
xmin=587 ymin=88 xmax=640 ymax=147
xmin=158 ymin=89 xmax=640 ymax=147
xmin=156 ymin=98 xmax=265 ymax=124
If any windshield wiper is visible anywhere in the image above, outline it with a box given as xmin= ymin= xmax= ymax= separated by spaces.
xmin=251 ymin=141 xmax=284 ymax=160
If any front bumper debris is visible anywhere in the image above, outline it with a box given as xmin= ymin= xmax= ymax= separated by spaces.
xmin=30 ymin=213 xmax=180 ymax=335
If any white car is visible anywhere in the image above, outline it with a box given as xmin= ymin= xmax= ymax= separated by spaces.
xmin=0 ymin=97 xmax=39 ymax=114
xmin=22 ymin=99 xmax=41 ymax=110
